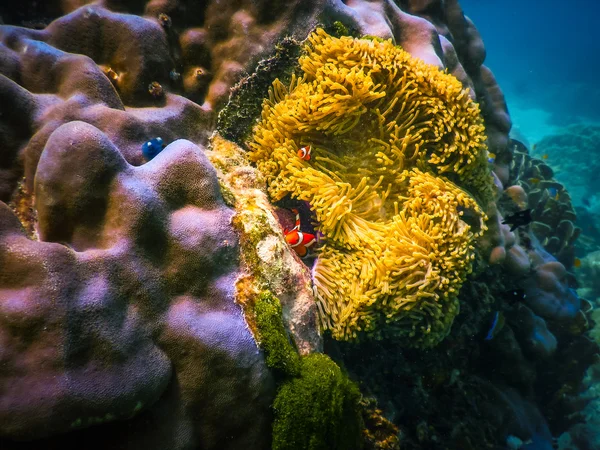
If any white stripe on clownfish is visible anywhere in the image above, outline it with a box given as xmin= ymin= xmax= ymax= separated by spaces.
xmin=292 ymin=209 xmax=301 ymax=231
xmin=290 ymin=231 xmax=304 ymax=248
xmin=297 ymin=145 xmax=312 ymax=161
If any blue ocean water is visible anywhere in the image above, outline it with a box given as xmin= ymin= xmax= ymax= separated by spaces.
xmin=461 ymin=0 xmax=600 ymax=143
xmin=462 ymin=0 xmax=600 ymax=235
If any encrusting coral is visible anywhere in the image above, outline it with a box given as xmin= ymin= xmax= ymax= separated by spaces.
xmin=250 ymin=29 xmax=493 ymax=346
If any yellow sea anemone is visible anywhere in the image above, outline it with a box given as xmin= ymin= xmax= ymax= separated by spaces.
xmin=249 ymin=29 xmax=492 ymax=347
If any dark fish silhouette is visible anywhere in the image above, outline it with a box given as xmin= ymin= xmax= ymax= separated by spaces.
xmin=485 ymin=311 xmax=505 ymax=341
xmin=582 ymin=196 xmax=591 ymax=207
xmin=502 ymin=209 xmax=532 ymax=231
xmin=505 ymin=288 xmax=526 ymax=305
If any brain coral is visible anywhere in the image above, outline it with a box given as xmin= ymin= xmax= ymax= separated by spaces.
xmin=250 ymin=29 xmax=493 ymax=347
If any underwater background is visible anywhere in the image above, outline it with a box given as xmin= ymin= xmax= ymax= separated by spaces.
xmin=1 ymin=1 xmax=600 ymax=450
xmin=463 ymin=0 xmax=600 ymax=216
xmin=463 ymin=0 xmax=600 ymax=139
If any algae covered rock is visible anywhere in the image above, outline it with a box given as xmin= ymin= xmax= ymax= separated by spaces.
xmin=273 ymin=353 xmax=363 ymax=450
xmin=250 ymin=290 xmax=363 ymax=450
xmin=254 ymin=291 xmax=303 ymax=377
xmin=208 ymin=134 xmax=323 ymax=355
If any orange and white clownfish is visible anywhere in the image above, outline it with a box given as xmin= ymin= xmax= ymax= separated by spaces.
xmin=297 ymin=145 xmax=312 ymax=161
xmin=284 ymin=208 xmax=317 ymax=258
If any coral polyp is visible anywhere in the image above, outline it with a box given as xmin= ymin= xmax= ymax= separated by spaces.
xmin=250 ymin=29 xmax=493 ymax=346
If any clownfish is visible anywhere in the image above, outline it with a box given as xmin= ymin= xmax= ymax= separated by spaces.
xmin=297 ymin=145 xmax=312 ymax=161
xmin=284 ymin=208 xmax=317 ymax=258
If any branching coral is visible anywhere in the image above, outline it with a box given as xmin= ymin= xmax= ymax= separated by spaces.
xmin=250 ymin=29 xmax=492 ymax=346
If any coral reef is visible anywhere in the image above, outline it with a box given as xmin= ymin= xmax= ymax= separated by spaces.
xmin=250 ymin=29 xmax=492 ymax=346
xmin=0 ymin=123 xmax=274 ymax=448
xmin=0 ymin=0 xmax=512 ymax=158
xmin=531 ymin=124 xmax=600 ymax=268
xmin=578 ymin=250 xmax=600 ymax=303
xmin=533 ymin=124 xmax=600 ymax=210
xmin=1 ymin=0 xmax=598 ymax=449
xmin=575 ymin=206 xmax=600 ymax=257
xmin=0 ymin=7 xmax=213 ymax=203
xmin=0 ymin=4 xmax=307 ymax=447
xmin=331 ymin=263 xmax=598 ymax=449
xmin=504 ymin=139 xmax=580 ymax=268
xmin=484 ymin=142 xmax=599 ymax=448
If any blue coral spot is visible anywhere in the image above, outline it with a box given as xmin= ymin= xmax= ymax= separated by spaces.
xmin=142 ymin=137 xmax=165 ymax=160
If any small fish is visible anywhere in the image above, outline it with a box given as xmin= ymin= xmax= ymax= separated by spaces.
xmin=505 ymin=288 xmax=526 ymax=305
xmin=284 ymin=208 xmax=317 ymax=258
xmin=487 ymin=152 xmax=496 ymax=164
xmin=158 ymin=12 xmax=172 ymax=28
xmin=195 ymin=68 xmax=207 ymax=79
xmin=583 ymin=196 xmax=591 ymax=207
xmin=142 ymin=137 xmax=166 ymax=160
xmin=148 ymin=81 xmax=164 ymax=99
xmin=502 ymin=209 xmax=532 ymax=232
xmin=103 ymin=67 xmax=119 ymax=85
xmin=542 ymin=154 xmax=549 ymax=160
xmin=531 ymin=144 xmax=537 ymax=152
xmin=169 ymin=69 xmax=181 ymax=82
xmin=548 ymin=187 xmax=559 ymax=200
xmin=297 ymin=145 xmax=312 ymax=161
xmin=485 ymin=311 xmax=505 ymax=341
xmin=528 ymin=177 xmax=541 ymax=184
xmin=574 ymin=258 xmax=582 ymax=268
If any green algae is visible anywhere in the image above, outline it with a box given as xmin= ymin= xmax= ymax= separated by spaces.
xmin=218 ymin=180 xmax=236 ymax=207
xmin=216 ymin=37 xmax=302 ymax=146
xmin=272 ymin=354 xmax=364 ymax=450
xmin=253 ymin=290 xmax=363 ymax=450
xmin=255 ymin=291 xmax=302 ymax=378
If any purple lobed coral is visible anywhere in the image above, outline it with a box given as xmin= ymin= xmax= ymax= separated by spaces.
xmin=0 ymin=122 xmax=274 ymax=448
